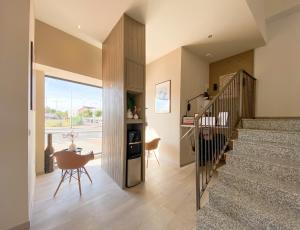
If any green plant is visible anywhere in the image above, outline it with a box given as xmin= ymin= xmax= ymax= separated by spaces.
xmin=94 ymin=110 xmax=102 ymax=117
xmin=127 ymin=94 xmax=135 ymax=111
xmin=71 ymin=116 xmax=83 ymax=126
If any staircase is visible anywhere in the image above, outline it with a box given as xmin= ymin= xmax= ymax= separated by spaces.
xmin=197 ymin=119 xmax=300 ymax=229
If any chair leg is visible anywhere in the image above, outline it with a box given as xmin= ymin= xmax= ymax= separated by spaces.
xmin=69 ymin=170 xmax=73 ymax=183
xmin=77 ymin=169 xmax=82 ymax=196
xmin=153 ymin=150 xmax=160 ymax=166
xmin=83 ymin=167 xmax=92 ymax=184
xmin=54 ymin=170 xmax=67 ymax=197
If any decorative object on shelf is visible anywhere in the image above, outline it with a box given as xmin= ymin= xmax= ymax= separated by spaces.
xmin=63 ymin=131 xmax=78 ymax=152
xmin=127 ymin=109 xmax=133 ymax=119
xmin=132 ymin=106 xmax=140 ymax=119
xmin=155 ymin=80 xmax=171 ymax=113
xmin=182 ymin=116 xmax=194 ymax=125
xmin=44 ymin=133 xmax=54 ymax=173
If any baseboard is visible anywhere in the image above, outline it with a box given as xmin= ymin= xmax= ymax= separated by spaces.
xmin=7 ymin=221 xmax=30 ymax=230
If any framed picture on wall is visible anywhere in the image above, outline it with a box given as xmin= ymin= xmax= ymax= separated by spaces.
xmin=155 ymin=80 xmax=171 ymax=113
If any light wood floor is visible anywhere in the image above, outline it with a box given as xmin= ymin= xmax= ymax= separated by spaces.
xmin=31 ymin=157 xmax=199 ymax=230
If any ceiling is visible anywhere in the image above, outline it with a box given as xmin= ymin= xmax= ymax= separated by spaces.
xmin=35 ymin=0 xmax=266 ymax=63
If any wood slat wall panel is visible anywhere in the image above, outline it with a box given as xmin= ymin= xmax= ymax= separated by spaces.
xmin=102 ymin=14 xmax=145 ymax=188
xmin=102 ymin=17 xmax=125 ymax=187
xmin=124 ymin=16 xmax=145 ymax=65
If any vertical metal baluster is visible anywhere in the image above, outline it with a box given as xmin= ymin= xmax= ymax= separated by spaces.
xmin=205 ymin=110 xmax=208 ymax=186
xmin=232 ymin=81 xmax=234 ymax=133
xmin=209 ymin=117 xmax=214 ymax=177
xmin=195 ymin=115 xmax=200 ymax=210
xmin=213 ymin=102 xmax=216 ymax=169
xmin=218 ymin=97 xmax=221 ymax=160
xmin=222 ymin=93 xmax=224 ymax=155
xmin=225 ymin=90 xmax=227 ymax=151
xmin=229 ymin=83 xmax=234 ymax=138
xmin=218 ymin=96 xmax=221 ymax=158
xmin=200 ymin=116 xmax=204 ymax=191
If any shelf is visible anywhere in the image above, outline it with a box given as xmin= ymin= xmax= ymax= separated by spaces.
xmin=127 ymin=88 xmax=144 ymax=94
xmin=127 ymin=119 xmax=144 ymax=124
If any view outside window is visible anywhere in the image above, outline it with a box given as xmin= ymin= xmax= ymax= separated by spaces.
xmin=45 ymin=77 xmax=102 ymax=154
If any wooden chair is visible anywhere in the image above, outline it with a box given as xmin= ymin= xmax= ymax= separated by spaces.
xmin=52 ymin=150 xmax=94 ymax=197
xmin=145 ymin=138 xmax=161 ymax=167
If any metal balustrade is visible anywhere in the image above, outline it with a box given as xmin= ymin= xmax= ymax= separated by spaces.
xmin=194 ymin=70 xmax=256 ymax=210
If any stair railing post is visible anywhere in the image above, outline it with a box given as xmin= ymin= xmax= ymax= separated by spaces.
xmin=194 ymin=115 xmax=200 ymax=210
xmin=239 ymin=71 xmax=243 ymax=119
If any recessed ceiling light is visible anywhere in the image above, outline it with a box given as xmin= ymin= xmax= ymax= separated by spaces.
xmin=208 ymin=34 xmax=213 ymax=39
xmin=77 ymin=25 xmax=81 ymax=29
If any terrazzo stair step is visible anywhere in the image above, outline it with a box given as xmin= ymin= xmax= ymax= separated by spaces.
xmin=238 ymin=129 xmax=300 ymax=147
xmin=242 ymin=119 xmax=300 ymax=132
xmin=218 ymin=165 xmax=300 ymax=212
xmin=209 ymin=183 xmax=300 ymax=230
xmin=233 ymin=140 xmax=300 ymax=163
xmin=197 ymin=205 xmax=250 ymax=230
xmin=226 ymin=152 xmax=300 ymax=185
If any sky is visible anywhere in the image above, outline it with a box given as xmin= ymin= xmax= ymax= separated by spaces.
xmin=45 ymin=77 xmax=102 ymax=115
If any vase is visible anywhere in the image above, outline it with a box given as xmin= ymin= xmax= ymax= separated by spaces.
xmin=44 ymin=133 xmax=54 ymax=173
xmin=127 ymin=109 xmax=133 ymax=119
xmin=69 ymin=141 xmax=76 ymax=152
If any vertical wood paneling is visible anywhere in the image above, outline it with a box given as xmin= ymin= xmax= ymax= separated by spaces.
xmin=124 ymin=15 xmax=145 ymax=65
xmin=102 ymin=17 xmax=125 ymax=187
xmin=102 ymin=15 xmax=145 ymax=188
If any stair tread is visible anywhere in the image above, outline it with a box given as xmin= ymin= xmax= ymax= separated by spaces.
xmin=238 ymin=128 xmax=300 ymax=135
xmin=234 ymin=138 xmax=300 ymax=151
xmin=228 ymin=150 xmax=300 ymax=170
xmin=242 ymin=119 xmax=300 ymax=132
xmin=197 ymin=205 xmax=250 ymax=230
xmin=210 ymin=182 xmax=300 ymax=229
xmin=218 ymin=164 xmax=300 ymax=197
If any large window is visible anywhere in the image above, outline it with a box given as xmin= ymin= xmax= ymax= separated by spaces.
xmin=45 ymin=76 xmax=102 ymax=154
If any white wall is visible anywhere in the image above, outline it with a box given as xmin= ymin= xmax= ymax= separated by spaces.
xmin=146 ymin=48 xmax=182 ymax=165
xmin=180 ymin=48 xmax=209 ymax=166
xmin=255 ymin=10 xmax=300 ymax=117
xmin=0 ymin=0 xmax=31 ymax=229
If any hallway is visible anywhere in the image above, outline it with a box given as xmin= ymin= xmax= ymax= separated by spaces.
xmin=31 ymin=159 xmax=197 ymax=230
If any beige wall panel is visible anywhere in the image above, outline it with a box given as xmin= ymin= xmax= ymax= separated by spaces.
xmin=180 ymin=48 xmax=209 ymax=166
xmin=255 ymin=11 xmax=300 ymax=117
xmin=0 ymin=0 xmax=30 ymax=229
xmin=35 ymin=20 xmax=102 ymax=79
xmin=146 ymin=48 xmax=182 ymax=165
xmin=35 ymin=70 xmax=45 ymax=175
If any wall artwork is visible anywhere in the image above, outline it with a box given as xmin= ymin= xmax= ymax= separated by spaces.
xmin=155 ymin=80 xmax=171 ymax=113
